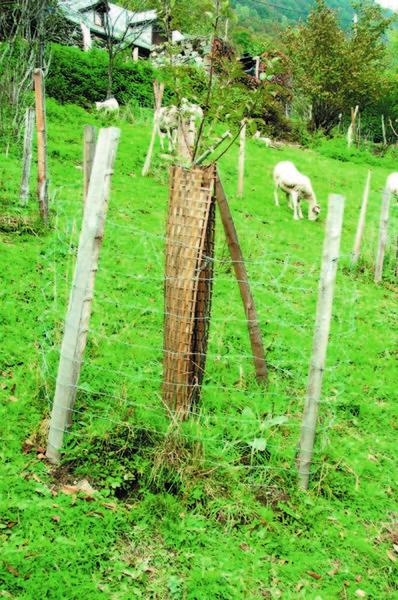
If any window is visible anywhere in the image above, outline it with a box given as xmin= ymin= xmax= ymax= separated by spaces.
xmin=93 ymin=10 xmax=104 ymax=27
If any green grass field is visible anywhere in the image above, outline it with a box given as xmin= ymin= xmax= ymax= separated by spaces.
xmin=0 ymin=100 xmax=397 ymax=599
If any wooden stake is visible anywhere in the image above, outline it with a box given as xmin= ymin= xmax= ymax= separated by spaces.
xmin=237 ymin=122 xmax=246 ymax=198
xmin=46 ymin=127 xmax=120 ymax=464
xmin=215 ymin=171 xmax=267 ymax=383
xmin=374 ymin=190 xmax=390 ymax=284
xmin=33 ymin=68 xmax=48 ymax=224
xmin=254 ymin=56 xmax=260 ymax=81
xmin=83 ymin=125 xmax=97 ymax=204
xmin=347 ymin=105 xmax=359 ymax=148
xmin=298 ymin=194 xmax=345 ymax=490
xmin=381 ymin=114 xmax=387 ymax=147
xmin=351 ymin=170 xmax=371 ymax=266
xmin=142 ymin=80 xmax=164 ymax=176
xmin=20 ymin=107 xmax=35 ymax=206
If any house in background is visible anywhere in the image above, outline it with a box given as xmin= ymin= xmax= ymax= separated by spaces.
xmin=59 ymin=0 xmax=183 ymax=58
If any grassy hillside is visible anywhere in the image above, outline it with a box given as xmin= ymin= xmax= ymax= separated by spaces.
xmin=0 ymin=100 xmax=397 ymax=599
xmin=233 ymin=0 xmax=355 ymax=29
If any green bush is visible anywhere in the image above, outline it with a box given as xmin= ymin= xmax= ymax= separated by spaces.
xmin=46 ymin=44 xmax=155 ymax=107
xmin=311 ymin=134 xmax=398 ymax=169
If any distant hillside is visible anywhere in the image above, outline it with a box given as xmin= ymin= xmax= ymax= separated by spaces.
xmin=232 ymin=0 xmax=355 ymax=30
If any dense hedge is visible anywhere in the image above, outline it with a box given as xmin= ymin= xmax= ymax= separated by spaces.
xmin=46 ymin=44 xmax=155 ymax=107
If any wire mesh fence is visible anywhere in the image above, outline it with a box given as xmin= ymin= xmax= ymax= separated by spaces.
xmin=34 ymin=156 xmax=394 ymax=490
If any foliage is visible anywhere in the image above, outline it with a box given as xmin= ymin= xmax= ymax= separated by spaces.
xmin=0 ymin=0 xmax=60 ymax=150
xmin=46 ymin=44 xmax=155 ymax=107
xmin=148 ymin=0 xmax=217 ymax=36
xmin=285 ymin=0 xmax=393 ymax=133
xmin=231 ymin=0 xmax=355 ymax=35
xmin=232 ymin=28 xmax=272 ymax=56
xmin=0 ymin=99 xmax=397 ymax=598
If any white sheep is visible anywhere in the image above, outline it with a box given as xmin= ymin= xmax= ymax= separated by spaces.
xmin=273 ymin=161 xmax=320 ymax=221
xmin=253 ymin=131 xmax=274 ymax=147
xmin=158 ymin=100 xmax=203 ymax=152
xmin=157 ymin=105 xmax=179 ymax=151
xmin=95 ymin=97 xmax=119 ymax=112
xmin=385 ymin=172 xmax=398 ymax=199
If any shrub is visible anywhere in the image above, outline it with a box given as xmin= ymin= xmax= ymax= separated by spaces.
xmin=46 ymin=44 xmax=155 ymax=108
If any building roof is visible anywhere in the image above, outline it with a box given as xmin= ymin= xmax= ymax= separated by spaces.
xmin=59 ymin=1 xmax=157 ymax=49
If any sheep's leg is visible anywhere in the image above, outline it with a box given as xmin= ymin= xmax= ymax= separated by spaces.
xmin=291 ymin=192 xmax=299 ymax=220
xmin=159 ymin=131 xmax=165 ymax=150
xmin=298 ymin=201 xmax=304 ymax=219
xmin=287 ymin=192 xmax=293 ymax=209
xmin=166 ymin=130 xmax=172 ymax=152
xmin=172 ymin=128 xmax=178 ymax=151
xmin=274 ymin=185 xmax=280 ymax=207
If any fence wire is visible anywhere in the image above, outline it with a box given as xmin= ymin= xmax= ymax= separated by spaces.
xmin=37 ymin=178 xmax=397 ymax=488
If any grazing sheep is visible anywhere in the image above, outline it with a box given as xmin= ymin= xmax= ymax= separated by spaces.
xmin=180 ymin=98 xmax=203 ymax=122
xmin=253 ymin=131 xmax=274 ymax=147
xmin=157 ymin=105 xmax=179 ymax=151
xmin=385 ymin=172 xmax=398 ymax=199
xmin=273 ymin=161 xmax=320 ymax=221
xmin=95 ymin=97 xmax=119 ymax=112
xmin=158 ymin=100 xmax=203 ymax=152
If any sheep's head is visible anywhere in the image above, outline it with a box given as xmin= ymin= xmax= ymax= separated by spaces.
xmin=309 ymin=204 xmax=321 ymax=221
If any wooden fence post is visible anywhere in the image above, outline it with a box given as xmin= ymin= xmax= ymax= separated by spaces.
xmin=381 ymin=114 xmax=387 ymax=147
xmin=237 ymin=122 xmax=246 ymax=198
xmin=142 ymin=81 xmax=164 ymax=176
xmin=46 ymin=127 xmax=120 ymax=464
xmin=374 ymin=190 xmax=390 ymax=284
xmin=83 ymin=125 xmax=97 ymax=204
xmin=254 ymin=56 xmax=260 ymax=80
xmin=298 ymin=194 xmax=345 ymax=490
xmin=20 ymin=107 xmax=35 ymax=206
xmin=351 ymin=170 xmax=371 ymax=266
xmin=215 ymin=171 xmax=267 ymax=383
xmin=33 ymin=68 xmax=48 ymax=224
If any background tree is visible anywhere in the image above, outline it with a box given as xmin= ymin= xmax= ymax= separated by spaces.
xmin=285 ymin=0 xmax=393 ymax=133
xmin=0 ymin=0 xmax=60 ymax=151
xmin=101 ymin=0 xmax=150 ymax=99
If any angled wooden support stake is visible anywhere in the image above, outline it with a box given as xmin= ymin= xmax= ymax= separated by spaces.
xmin=83 ymin=125 xmax=97 ymax=204
xmin=374 ymin=189 xmax=391 ymax=284
xmin=237 ymin=121 xmax=246 ymax=198
xmin=33 ymin=68 xmax=48 ymax=224
xmin=142 ymin=80 xmax=164 ymax=176
xmin=20 ymin=107 xmax=35 ymax=206
xmin=298 ymin=194 xmax=345 ymax=490
xmin=215 ymin=170 xmax=267 ymax=384
xmin=46 ymin=127 xmax=121 ymax=464
xmin=351 ymin=170 xmax=371 ymax=267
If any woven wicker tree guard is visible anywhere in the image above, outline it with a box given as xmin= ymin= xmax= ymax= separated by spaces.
xmin=163 ymin=164 xmax=267 ymax=419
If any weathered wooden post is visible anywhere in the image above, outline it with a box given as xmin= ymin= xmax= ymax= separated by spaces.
xmin=381 ymin=114 xmax=387 ymax=147
xmin=347 ymin=105 xmax=359 ymax=148
xmin=254 ymin=56 xmax=260 ymax=80
xmin=351 ymin=170 xmax=371 ymax=266
xmin=142 ymin=80 xmax=164 ymax=176
xmin=374 ymin=190 xmax=390 ymax=284
xmin=20 ymin=107 xmax=35 ymax=206
xmin=215 ymin=171 xmax=267 ymax=383
xmin=83 ymin=125 xmax=97 ymax=204
xmin=46 ymin=127 xmax=120 ymax=464
xmin=298 ymin=194 xmax=345 ymax=490
xmin=237 ymin=121 xmax=246 ymax=198
xmin=33 ymin=68 xmax=48 ymax=224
